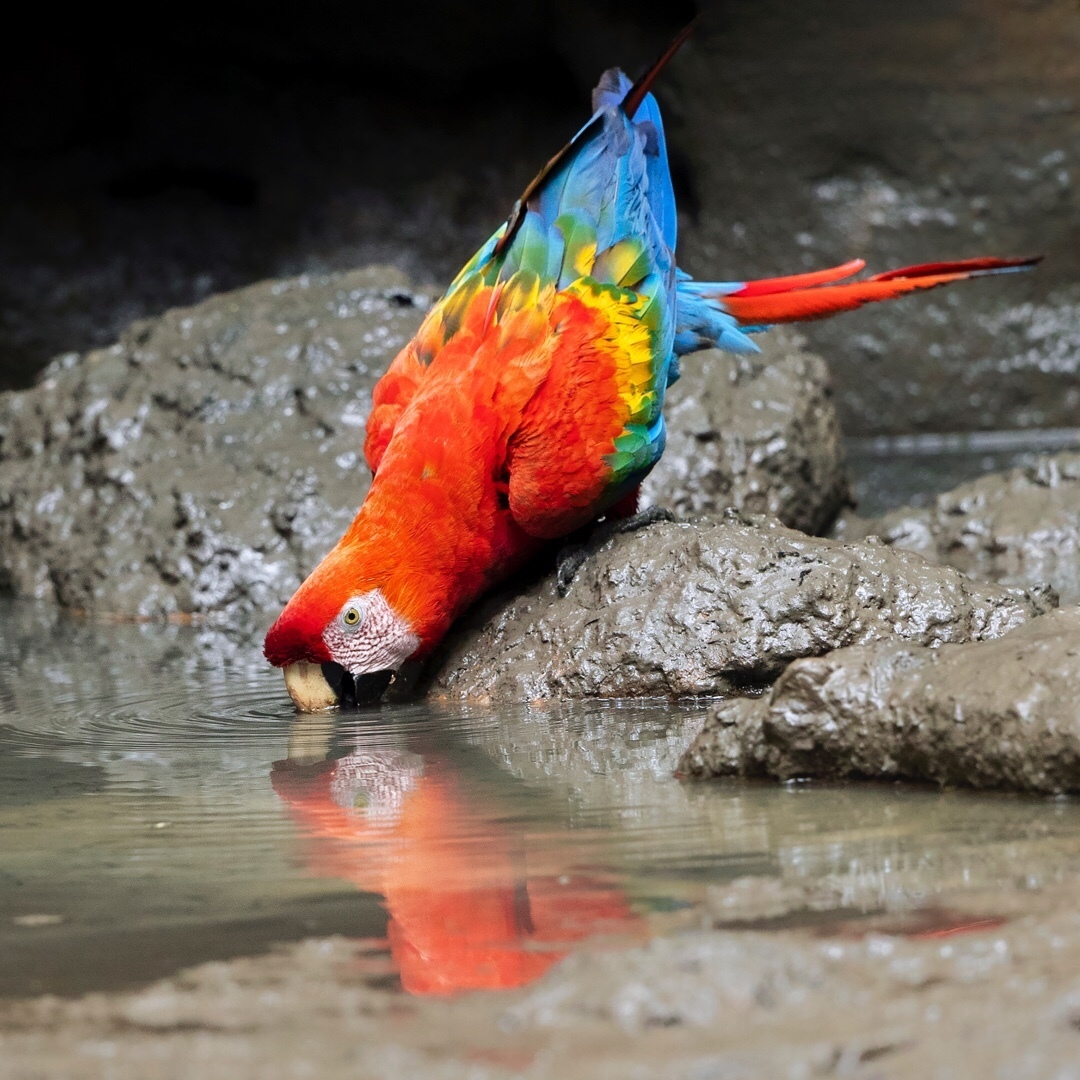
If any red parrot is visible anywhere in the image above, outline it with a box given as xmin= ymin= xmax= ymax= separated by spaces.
xmin=264 ymin=27 xmax=1038 ymax=711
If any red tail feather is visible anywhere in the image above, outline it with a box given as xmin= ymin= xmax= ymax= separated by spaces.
xmin=723 ymin=255 xmax=1041 ymax=326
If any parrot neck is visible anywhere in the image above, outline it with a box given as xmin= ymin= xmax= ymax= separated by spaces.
xmin=336 ymin=453 xmax=539 ymax=656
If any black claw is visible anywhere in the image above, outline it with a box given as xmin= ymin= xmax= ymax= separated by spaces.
xmin=556 ymin=545 xmax=589 ymax=597
xmin=611 ymin=505 xmax=674 ymax=535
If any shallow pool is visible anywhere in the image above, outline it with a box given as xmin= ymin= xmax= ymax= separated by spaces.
xmin=3 ymin=598 xmax=1079 ymax=1000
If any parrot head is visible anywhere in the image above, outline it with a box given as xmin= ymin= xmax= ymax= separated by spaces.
xmin=263 ymin=541 xmax=423 ymax=712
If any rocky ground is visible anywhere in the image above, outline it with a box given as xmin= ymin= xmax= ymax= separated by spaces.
xmin=681 ymin=607 xmax=1080 ymax=793
xmin=674 ymin=451 xmax=1080 ymax=788
xmin=679 ymin=453 xmax=1080 ymax=786
xmin=836 ymin=451 xmax=1080 ymax=604
xmin=0 ymin=267 xmax=424 ymax=619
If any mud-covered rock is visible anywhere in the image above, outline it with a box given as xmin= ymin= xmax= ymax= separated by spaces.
xmin=641 ymin=329 xmax=850 ymax=534
xmin=0 ymin=267 xmax=427 ymax=619
xmin=0 ymin=269 xmax=852 ymax=621
xmin=837 ymin=452 xmax=1080 ymax=603
xmin=681 ymin=607 xmax=1080 ymax=794
xmin=429 ymin=516 xmax=1052 ymax=702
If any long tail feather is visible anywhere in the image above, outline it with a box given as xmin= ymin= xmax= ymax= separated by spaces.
xmin=726 ymin=259 xmax=866 ymax=298
xmin=721 ymin=255 xmax=1041 ymax=325
xmin=621 ymin=19 xmax=698 ymax=120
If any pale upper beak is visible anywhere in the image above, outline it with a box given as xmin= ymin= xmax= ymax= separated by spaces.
xmin=282 ymin=661 xmax=394 ymax=712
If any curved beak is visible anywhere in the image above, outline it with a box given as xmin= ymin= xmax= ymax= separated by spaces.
xmin=282 ymin=661 xmax=394 ymax=712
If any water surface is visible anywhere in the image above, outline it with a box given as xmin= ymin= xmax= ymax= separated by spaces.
xmin=2 ymin=598 xmax=1079 ymax=999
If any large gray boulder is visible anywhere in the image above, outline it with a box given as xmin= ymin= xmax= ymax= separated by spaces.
xmin=0 ymin=271 xmax=850 ymax=623
xmin=837 ymin=452 xmax=1080 ymax=604
xmin=642 ymin=329 xmax=850 ymax=535
xmin=681 ymin=607 xmax=1080 ymax=794
xmin=429 ymin=515 xmax=1052 ymax=702
xmin=0 ymin=267 xmax=427 ymax=619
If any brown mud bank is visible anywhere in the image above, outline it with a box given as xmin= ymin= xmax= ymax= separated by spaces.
xmin=837 ymin=451 xmax=1080 ymax=604
xmin=671 ymin=455 xmax=1080 ymax=793
xmin=7 ymin=873 xmax=1080 ymax=1079
xmin=429 ymin=516 xmax=1051 ymax=701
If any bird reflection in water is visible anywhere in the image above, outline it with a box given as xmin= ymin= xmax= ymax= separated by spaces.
xmin=271 ymin=717 xmax=641 ymax=995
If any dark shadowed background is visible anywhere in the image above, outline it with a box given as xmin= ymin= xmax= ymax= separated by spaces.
xmin=2 ymin=0 xmax=1077 ymax=434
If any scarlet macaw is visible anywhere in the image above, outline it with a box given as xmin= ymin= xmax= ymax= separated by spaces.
xmin=264 ymin=29 xmax=1038 ymax=710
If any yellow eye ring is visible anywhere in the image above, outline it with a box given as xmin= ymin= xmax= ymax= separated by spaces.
xmin=343 ymin=607 xmax=361 ymax=626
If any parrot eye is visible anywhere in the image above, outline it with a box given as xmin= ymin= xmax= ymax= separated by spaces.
xmin=342 ymin=607 xmax=362 ymax=627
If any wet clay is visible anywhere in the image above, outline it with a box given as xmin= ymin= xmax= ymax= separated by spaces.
xmin=837 ymin=452 xmax=1080 ymax=604
xmin=0 ymin=268 xmax=426 ymax=619
xmin=430 ymin=515 xmax=1053 ymax=701
xmin=641 ymin=329 xmax=851 ymax=535
xmin=682 ymin=606 xmax=1080 ymax=793
xmin=7 ymin=876 xmax=1080 ymax=1079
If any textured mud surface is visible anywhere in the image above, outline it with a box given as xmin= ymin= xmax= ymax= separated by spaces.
xmin=682 ymin=607 xmax=1080 ymax=793
xmin=838 ymin=452 xmax=1080 ymax=604
xmin=0 ymin=274 xmax=846 ymax=620
xmin=429 ymin=516 xmax=1051 ymax=702
xmin=642 ymin=329 xmax=850 ymax=534
xmin=8 ymin=878 xmax=1080 ymax=1080
xmin=0 ymin=267 xmax=426 ymax=619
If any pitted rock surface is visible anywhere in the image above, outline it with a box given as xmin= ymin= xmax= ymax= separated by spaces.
xmin=641 ymin=328 xmax=850 ymax=535
xmin=429 ymin=516 xmax=1052 ymax=702
xmin=680 ymin=607 xmax=1080 ymax=794
xmin=837 ymin=452 xmax=1080 ymax=604
xmin=0 ymin=267 xmax=427 ymax=619
xmin=0 ymin=269 xmax=851 ymax=622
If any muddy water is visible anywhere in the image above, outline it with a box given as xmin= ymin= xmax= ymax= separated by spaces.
xmin=4 ymin=598 xmax=1080 ymax=1004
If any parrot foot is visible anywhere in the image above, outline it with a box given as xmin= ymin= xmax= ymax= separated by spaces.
xmin=556 ymin=546 xmax=590 ymax=597
xmin=556 ymin=506 xmax=675 ymax=597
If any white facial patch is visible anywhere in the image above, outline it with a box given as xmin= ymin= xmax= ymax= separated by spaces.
xmin=321 ymin=589 xmax=420 ymax=675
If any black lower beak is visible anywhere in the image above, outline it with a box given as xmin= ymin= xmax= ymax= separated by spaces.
xmin=320 ymin=662 xmax=394 ymax=707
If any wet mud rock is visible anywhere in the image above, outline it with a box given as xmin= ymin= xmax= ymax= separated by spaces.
xmin=838 ymin=452 xmax=1080 ymax=604
xmin=641 ymin=328 xmax=850 ymax=534
xmin=682 ymin=607 xmax=1080 ymax=794
xmin=429 ymin=516 xmax=1052 ymax=702
xmin=0 ymin=270 xmax=847 ymax=621
xmin=0 ymin=267 xmax=427 ymax=618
